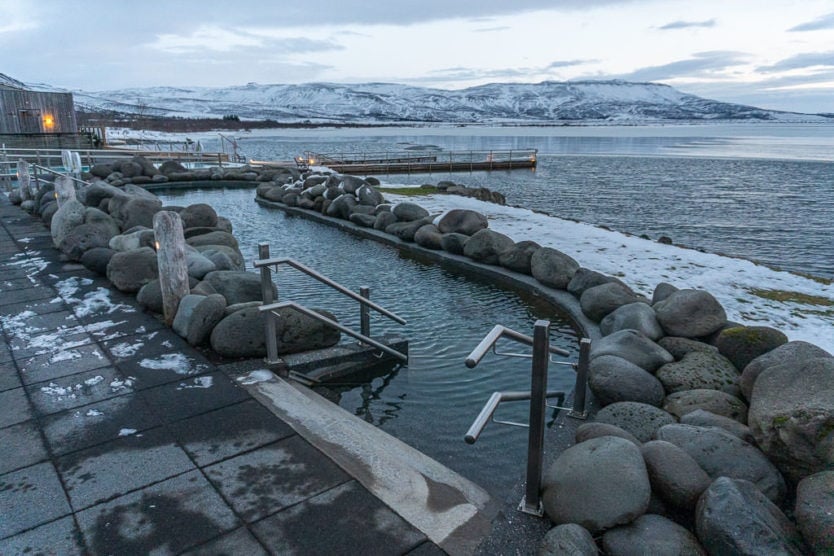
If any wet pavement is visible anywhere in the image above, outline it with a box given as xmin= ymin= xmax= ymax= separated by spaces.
xmin=0 ymin=195 xmax=447 ymax=555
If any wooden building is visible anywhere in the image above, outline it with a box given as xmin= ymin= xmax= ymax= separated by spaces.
xmin=0 ymin=85 xmax=78 ymax=134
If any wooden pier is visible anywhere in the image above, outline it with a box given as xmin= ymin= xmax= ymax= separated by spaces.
xmin=298 ymin=149 xmax=538 ymax=174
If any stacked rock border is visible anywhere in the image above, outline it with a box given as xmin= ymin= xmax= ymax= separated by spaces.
xmin=255 ymin=167 xmax=833 ymax=555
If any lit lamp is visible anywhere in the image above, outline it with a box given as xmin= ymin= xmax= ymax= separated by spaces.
xmin=43 ymin=114 xmax=55 ymax=129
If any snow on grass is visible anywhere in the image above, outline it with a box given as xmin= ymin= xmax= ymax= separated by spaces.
xmin=386 ymin=193 xmax=834 ymax=353
xmin=139 ymin=353 xmax=208 ymax=375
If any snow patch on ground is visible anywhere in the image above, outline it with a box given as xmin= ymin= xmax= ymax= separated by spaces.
xmin=64 ymin=287 xmax=136 ymax=318
xmin=118 ymin=428 xmax=138 ymax=436
xmin=86 ymin=409 xmax=104 ymax=417
xmin=237 ymin=369 xmax=276 ymax=385
xmin=177 ymin=376 xmax=214 ymax=390
xmin=386 ymin=193 xmax=834 ymax=352
xmin=139 ymin=353 xmax=207 ymax=375
xmin=109 ymin=376 xmax=136 ymax=391
xmin=109 ymin=340 xmax=144 ymax=359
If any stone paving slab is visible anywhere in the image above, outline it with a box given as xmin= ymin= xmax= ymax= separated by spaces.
xmin=57 ymin=426 xmax=195 ymax=511
xmin=41 ymin=393 xmax=162 ymax=457
xmin=17 ymin=343 xmax=111 ymax=385
xmin=0 ymin=462 xmax=73 ymax=539
xmin=26 ymin=366 xmax=136 ymax=416
xmin=169 ymin=399 xmax=295 ymax=467
xmin=0 ymin=515 xmax=85 ymax=556
xmin=250 ymin=480 xmax=428 ymax=555
xmin=203 ymin=436 xmax=350 ymax=523
xmin=75 ymin=470 xmax=240 ymax=555
xmin=181 ymin=526 xmax=269 ymax=556
xmin=0 ymin=360 xmax=20 ymax=390
xmin=0 ymin=420 xmax=48 ymax=475
xmin=0 ymin=387 xmax=33 ymax=428
xmin=140 ymin=370 xmax=251 ymax=424
xmin=0 ymin=295 xmax=69 ymax=318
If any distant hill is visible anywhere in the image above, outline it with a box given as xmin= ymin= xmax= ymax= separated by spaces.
xmin=8 ymin=74 xmax=827 ymax=124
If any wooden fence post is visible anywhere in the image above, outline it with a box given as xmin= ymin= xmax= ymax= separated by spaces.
xmin=153 ymin=211 xmax=190 ymax=326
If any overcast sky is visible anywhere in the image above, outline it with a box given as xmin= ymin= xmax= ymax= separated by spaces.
xmin=2 ymin=0 xmax=834 ymax=113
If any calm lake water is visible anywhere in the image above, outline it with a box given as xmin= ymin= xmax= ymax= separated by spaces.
xmin=201 ymin=123 xmax=834 ymax=279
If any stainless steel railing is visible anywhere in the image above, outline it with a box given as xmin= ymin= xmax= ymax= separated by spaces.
xmin=253 ymin=242 xmax=407 ymax=366
xmin=464 ymin=320 xmax=591 ymax=517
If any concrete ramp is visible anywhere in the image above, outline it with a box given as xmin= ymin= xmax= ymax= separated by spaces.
xmin=241 ymin=371 xmax=496 ymax=555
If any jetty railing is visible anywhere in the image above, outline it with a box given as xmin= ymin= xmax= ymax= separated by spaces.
xmin=0 ymin=146 xmax=230 ymax=173
xmin=253 ymin=243 xmax=408 ymax=366
xmin=464 ymin=321 xmax=591 ymax=516
xmin=302 ymin=148 xmax=538 ymax=174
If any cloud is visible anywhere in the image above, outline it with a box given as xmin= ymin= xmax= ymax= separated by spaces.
xmin=545 ymin=59 xmax=596 ymax=70
xmin=147 ymin=26 xmax=343 ymax=55
xmin=618 ymin=51 xmax=748 ymax=81
xmin=657 ymin=18 xmax=716 ymax=30
xmin=788 ymin=12 xmax=834 ymax=32
xmin=404 ymin=58 xmax=595 ymax=84
xmin=473 ymin=26 xmax=511 ymax=33
xmin=758 ymin=51 xmax=834 ymax=73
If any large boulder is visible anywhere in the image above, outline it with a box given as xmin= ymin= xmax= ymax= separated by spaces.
xmin=542 ymin=436 xmax=650 ymax=534
xmin=740 ymin=340 xmax=832 ymax=401
xmin=538 ymin=524 xmax=598 ymax=556
xmin=209 ymin=305 xmax=339 ymax=358
xmin=663 ymin=389 xmax=748 ymax=423
xmin=172 ymin=294 xmax=227 ymax=346
xmin=748 ymin=357 xmax=834 ymax=483
xmin=195 ymin=245 xmax=245 ymax=271
xmin=602 ymin=514 xmax=706 ymax=556
xmin=589 ymin=354 xmax=665 ymax=407
xmin=580 ymin=282 xmax=641 ymax=322
xmin=680 ymin=409 xmax=755 ymax=443
xmin=373 ymin=211 xmax=397 ymax=231
xmin=599 ymin=302 xmax=663 ymax=340
xmin=385 ymin=219 xmax=426 ymax=242
xmin=202 ymin=270 xmax=274 ymax=306
xmin=440 ymin=233 xmax=468 ymax=255
xmin=326 ymin=194 xmax=357 ymax=220
xmin=654 ymin=289 xmax=727 ymax=338
xmin=106 ymin=247 xmax=159 ymax=293
xmin=180 ymin=203 xmax=218 ymax=229
xmin=715 ymin=326 xmax=788 ymax=371
xmin=50 ymin=199 xmax=86 ymax=248
xmin=655 ymin=350 xmax=741 ymax=396
xmin=80 ymin=247 xmax=115 ymax=275
xmin=498 ymin=240 xmax=540 ymax=275
xmin=652 ymin=282 xmax=679 ymax=305
xmin=696 ymin=478 xmax=807 ymax=555
xmin=59 ymin=222 xmax=116 ymax=260
xmin=109 ymin=195 xmax=163 ymax=230
xmin=795 ymin=471 xmax=834 ymax=554
xmin=462 ymin=229 xmax=514 ymax=265
xmin=530 ymin=247 xmax=579 ymax=290
xmin=79 ymin=182 xmax=122 ymax=208
xmin=590 ymin=329 xmax=673 ymax=372
xmin=413 ymin=224 xmax=443 ymax=250
xmin=657 ymin=336 xmax=719 ymax=360
xmin=185 ymin=250 xmax=217 ymax=280
xmin=158 ymin=160 xmax=188 ymax=176
xmin=186 ymin=231 xmax=238 ymax=250
xmin=435 ymin=209 xmax=488 ymax=235
xmin=109 ymin=228 xmax=155 ymax=252
xmin=340 ymin=175 xmax=368 ymax=194
xmin=575 ymin=422 xmax=641 ymax=446
xmin=641 ymin=440 xmax=712 ymax=511
xmin=349 ymin=213 xmax=377 ymax=228
xmin=594 ymin=401 xmax=677 ymax=443
xmin=656 ymin=424 xmax=787 ymax=503
xmin=137 ymin=279 xmax=164 ymax=314
xmin=391 ymin=202 xmax=429 ymax=222
xmin=356 ymin=184 xmax=384 ymax=206
xmin=567 ymin=268 xmax=622 ymax=298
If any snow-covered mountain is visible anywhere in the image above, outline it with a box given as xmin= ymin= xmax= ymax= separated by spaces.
xmin=6 ymin=73 xmax=825 ymax=123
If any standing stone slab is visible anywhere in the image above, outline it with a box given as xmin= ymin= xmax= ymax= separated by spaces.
xmin=154 ymin=211 xmax=190 ymax=326
xmin=656 ymin=424 xmax=787 ymax=503
xmin=696 ymin=477 xmax=807 ymax=556
xmin=542 ymin=436 xmax=650 ymax=534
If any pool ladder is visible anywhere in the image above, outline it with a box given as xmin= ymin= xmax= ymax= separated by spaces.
xmin=464 ymin=320 xmax=591 ymax=517
xmin=254 ymin=242 xmax=408 ymax=366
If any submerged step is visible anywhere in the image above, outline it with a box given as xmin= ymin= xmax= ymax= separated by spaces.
xmin=239 ymin=370 xmax=497 ymax=555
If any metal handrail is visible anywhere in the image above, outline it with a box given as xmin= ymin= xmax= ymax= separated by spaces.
xmin=259 ymin=301 xmax=407 ymax=362
xmin=464 ymin=321 xmax=590 ymax=517
xmin=465 ymin=324 xmax=569 ymax=368
xmin=464 ymin=390 xmax=566 ymax=444
xmin=29 ymin=163 xmax=90 ymax=187
xmin=253 ymin=255 xmax=406 ymax=325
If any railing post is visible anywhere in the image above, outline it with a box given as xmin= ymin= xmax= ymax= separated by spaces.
xmin=360 ymin=286 xmax=370 ymax=337
xmin=259 ymin=242 xmax=280 ymax=365
xmin=570 ymin=338 xmax=591 ymax=418
xmin=153 ymin=211 xmax=190 ymax=326
xmin=521 ymin=319 xmax=549 ymax=516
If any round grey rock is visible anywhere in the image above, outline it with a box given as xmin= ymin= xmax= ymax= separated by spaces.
xmin=106 ymin=247 xmax=159 ymax=293
xmin=542 ymin=436 xmax=650 ymax=534
xmin=655 ymin=350 xmax=741 ymax=396
xmin=590 ymin=329 xmax=674 ymax=372
xmin=373 ymin=211 xmax=397 ymax=231
xmin=651 ymin=282 xmax=678 ymax=305
xmin=498 ymin=240 xmax=540 ymax=275
xmin=600 ymin=302 xmax=664 ymax=340
xmin=538 ymin=523 xmax=597 ymax=556
xmin=413 ymin=224 xmax=443 ymax=250
xmin=109 ymin=228 xmax=155 ymax=252
xmin=59 ymin=222 xmax=116 ymax=261
xmin=385 ymin=219 xmax=426 ymax=242
xmin=740 ymin=340 xmax=832 ymax=401
xmin=440 ymin=233 xmax=468 ymax=255
xmin=589 ymin=354 xmax=665 ymax=407
xmin=180 ymin=203 xmax=218 ymax=229
xmin=715 ymin=325 xmax=788 ymax=372
xmin=696 ymin=477 xmax=807 ymax=555
xmin=748 ymin=357 xmax=834 ymax=483
xmin=594 ymin=401 xmax=677 ymax=443
xmin=186 ymin=231 xmax=238 ymax=250
xmin=654 ymin=289 xmax=727 ymax=338
xmin=641 ymin=440 xmax=712 ymax=511
xmin=137 ymin=279 xmax=164 ymax=313
xmin=80 ymin=247 xmax=115 ymax=275
xmin=568 ymin=267 xmax=623 ymax=298
xmin=575 ymin=422 xmax=641 ymax=446
xmin=463 ymin=228 xmax=515 ymax=265
xmin=349 ymin=213 xmax=377 ymax=228
xmin=392 ymin=202 xmax=429 ymax=222
xmin=356 ymin=184 xmax=384 ymax=206
xmin=795 ymin=470 xmax=834 ymax=554
xmin=202 ymin=270 xmax=275 ymax=306
xmin=173 ymin=293 xmax=226 ymax=346
xmin=530 ymin=247 xmax=580 ymax=290
xmin=435 ymin=209 xmax=488 ymax=235
xmin=50 ymin=199 xmax=86 ymax=248
xmin=658 ymin=336 xmax=718 ymax=360
xmin=580 ymin=282 xmax=641 ymax=322
xmin=680 ymin=409 xmax=755 ymax=443
xmin=602 ymin=514 xmax=706 ymax=556
xmin=657 ymin=423 xmax=787 ymax=503
xmin=663 ymin=389 xmax=748 ymax=423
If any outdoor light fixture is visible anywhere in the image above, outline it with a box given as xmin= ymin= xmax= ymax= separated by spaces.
xmin=43 ymin=114 xmax=55 ymax=128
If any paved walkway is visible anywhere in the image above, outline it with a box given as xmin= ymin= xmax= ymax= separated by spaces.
xmin=0 ymin=195 xmax=450 ymax=555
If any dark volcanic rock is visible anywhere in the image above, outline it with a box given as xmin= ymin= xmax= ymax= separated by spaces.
xmin=589 ymin=354 xmax=665 ymax=407
xmin=740 ymin=340 xmax=832 ymax=401
xmin=436 ymin=209 xmax=488 ymax=235
xmin=580 ymin=282 xmax=641 ymax=322
xmin=594 ymin=401 xmax=677 ymax=443
xmin=440 ymin=233 xmax=469 ymax=255
xmin=590 ymin=329 xmax=674 ymax=372
xmin=641 ymin=440 xmax=712 ymax=511
xmin=498 ymin=240 xmax=540 ymax=274
xmin=663 ymin=389 xmax=748 ymax=423
xmin=655 ymin=350 xmax=741 ymax=396
xmin=462 ymin=228 xmax=514 ymax=265
xmin=599 ymin=302 xmax=664 ymax=341
xmin=602 ymin=514 xmax=706 ymax=556
xmin=530 ymin=247 xmax=579 ymax=290
xmin=716 ymin=325 xmax=788 ymax=371
xmin=539 ymin=524 xmax=598 ymax=556
xmin=795 ymin=471 xmax=834 ymax=554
